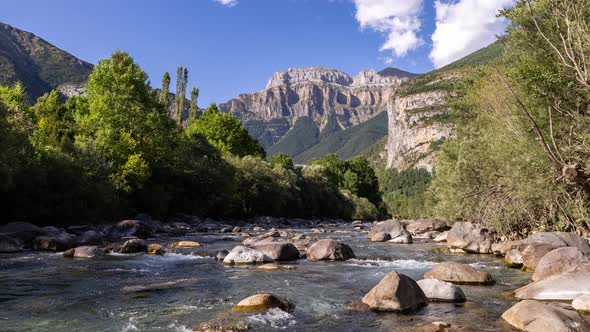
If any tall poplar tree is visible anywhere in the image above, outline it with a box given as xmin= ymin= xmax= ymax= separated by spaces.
xmin=175 ymin=66 xmax=188 ymax=126
xmin=189 ymin=87 xmax=199 ymax=122
xmin=160 ymin=72 xmax=170 ymax=110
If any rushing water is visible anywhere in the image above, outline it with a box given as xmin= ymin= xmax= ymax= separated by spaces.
xmin=0 ymin=225 xmax=530 ymax=331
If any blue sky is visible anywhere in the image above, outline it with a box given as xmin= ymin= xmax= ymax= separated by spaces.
xmin=0 ymin=0 xmax=513 ymax=105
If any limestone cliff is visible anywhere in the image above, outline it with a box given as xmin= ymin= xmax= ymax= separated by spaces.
xmin=219 ymin=67 xmax=416 ymax=151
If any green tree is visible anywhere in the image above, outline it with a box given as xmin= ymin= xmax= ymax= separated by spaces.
xmin=175 ymin=66 xmax=188 ymax=126
xmin=189 ymin=87 xmax=199 ymax=123
xmin=184 ymin=103 xmax=265 ymax=158
xmin=310 ymin=154 xmax=346 ymax=188
xmin=160 ymin=71 xmax=171 ymax=109
xmin=270 ymin=152 xmax=294 ymax=170
xmin=30 ymin=90 xmax=75 ymax=152
xmin=345 ymin=156 xmax=380 ymax=205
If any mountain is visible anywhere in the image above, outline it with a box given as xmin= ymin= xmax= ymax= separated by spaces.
xmin=0 ymin=22 xmax=93 ymax=101
xmin=219 ymin=67 xmax=417 ymax=159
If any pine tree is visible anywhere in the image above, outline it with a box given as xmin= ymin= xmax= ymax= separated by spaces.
xmin=160 ymin=72 xmax=170 ymax=110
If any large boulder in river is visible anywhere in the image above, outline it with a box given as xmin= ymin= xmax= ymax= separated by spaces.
xmin=0 ymin=222 xmax=44 ymax=245
xmin=231 ymin=293 xmax=294 ymax=314
xmin=0 ymin=234 xmax=22 ymax=253
xmin=505 ymin=248 xmax=524 ymax=268
xmin=424 ymin=262 xmax=494 ymax=285
xmin=533 ymin=247 xmax=590 ymax=281
xmin=250 ymin=242 xmax=300 ymax=261
xmin=518 ymin=242 xmax=556 ymax=272
xmin=368 ymin=220 xmax=412 ymax=243
xmin=526 ymin=232 xmax=590 ymax=255
xmin=417 ymin=279 xmax=466 ymax=303
xmin=223 ymin=246 xmax=272 ymax=265
xmin=107 ymin=220 xmax=153 ymax=240
xmin=119 ymin=239 xmax=147 ymax=254
xmin=32 ymin=233 xmax=77 ymax=251
xmin=306 ymin=239 xmax=355 ymax=262
xmin=446 ymin=222 xmax=492 ymax=254
xmin=502 ymin=300 xmax=590 ymax=332
xmin=76 ymin=230 xmax=104 ymax=246
xmin=406 ymin=219 xmax=450 ymax=236
xmin=361 ymin=272 xmax=428 ymax=312
xmin=515 ymin=271 xmax=590 ymax=301
xmin=573 ymin=294 xmax=590 ymax=313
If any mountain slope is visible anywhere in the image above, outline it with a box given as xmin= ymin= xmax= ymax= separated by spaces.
xmin=0 ymin=22 xmax=93 ymax=101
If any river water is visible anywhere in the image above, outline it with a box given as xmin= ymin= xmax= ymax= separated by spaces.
xmin=0 ymin=225 xmax=529 ymax=331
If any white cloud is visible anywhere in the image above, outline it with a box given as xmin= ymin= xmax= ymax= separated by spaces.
xmin=429 ymin=0 xmax=516 ymax=68
xmin=353 ymin=0 xmax=424 ymax=58
xmin=214 ymin=0 xmax=238 ymax=7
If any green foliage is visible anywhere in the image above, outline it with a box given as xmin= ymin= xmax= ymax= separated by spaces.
xmin=175 ymin=66 xmax=188 ymax=125
xmin=160 ymin=72 xmax=170 ymax=108
xmin=267 ymin=116 xmax=320 ymax=158
xmin=345 ymin=156 xmax=380 ymax=206
xmin=270 ymin=152 xmax=294 ymax=171
xmin=379 ymin=168 xmax=432 ymax=219
xmin=185 ymin=103 xmax=265 ymax=158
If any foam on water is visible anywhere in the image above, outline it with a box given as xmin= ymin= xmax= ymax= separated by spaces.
xmin=345 ymin=258 xmax=437 ymax=269
xmin=470 ymin=262 xmax=501 ymax=270
xmin=248 ymin=308 xmax=296 ymax=329
xmin=168 ymin=322 xmax=192 ymax=332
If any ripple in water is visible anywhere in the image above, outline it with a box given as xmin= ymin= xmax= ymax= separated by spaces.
xmin=248 ymin=308 xmax=297 ymax=329
xmin=345 ymin=259 xmax=437 ymax=269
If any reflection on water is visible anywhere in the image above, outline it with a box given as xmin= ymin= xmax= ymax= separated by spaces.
xmin=0 ymin=226 xmax=530 ymax=331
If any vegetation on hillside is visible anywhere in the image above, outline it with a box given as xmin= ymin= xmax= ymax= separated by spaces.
xmin=0 ymin=51 xmax=381 ymax=224
xmin=428 ymin=0 xmax=590 ymax=237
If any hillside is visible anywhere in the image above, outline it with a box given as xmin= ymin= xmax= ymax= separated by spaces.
xmin=0 ymin=22 xmax=93 ymax=101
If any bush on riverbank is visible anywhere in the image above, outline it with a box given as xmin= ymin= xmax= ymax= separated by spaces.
xmin=0 ymin=52 xmax=380 ymax=225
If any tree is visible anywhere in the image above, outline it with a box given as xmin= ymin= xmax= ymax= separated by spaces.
xmin=30 ymin=90 xmax=75 ymax=152
xmin=175 ymin=66 xmax=188 ymax=126
xmin=189 ymin=87 xmax=199 ymax=123
xmin=345 ymin=156 xmax=380 ymax=205
xmin=310 ymin=154 xmax=346 ymax=188
xmin=184 ymin=103 xmax=265 ymax=158
xmin=270 ymin=152 xmax=294 ymax=170
xmin=160 ymin=72 xmax=171 ymax=110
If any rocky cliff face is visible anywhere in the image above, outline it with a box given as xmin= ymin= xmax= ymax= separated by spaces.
xmin=220 ymin=67 xmax=416 ymax=150
xmin=386 ymin=90 xmax=454 ymax=172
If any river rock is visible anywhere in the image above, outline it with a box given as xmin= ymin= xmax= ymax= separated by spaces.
xmin=306 ymin=239 xmax=355 ymax=261
xmin=171 ymin=241 xmax=201 ymax=248
xmin=572 ymin=294 xmax=590 ymax=313
xmin=0 ymin=234 xmax=22 ymax=253
xmin=250 ymin=242 xmax=300 ymax=261
xmin=501 ymin=300 xmax=590 ymax=332
xmin=147 ymin=244 xmax=165 ymax=255
xmin=0 ymin=221 xmax=44 ymax=245
xmin=533 ymin=247 xmax=590 ymax=281
xmin=433 ymin=231 xmax=449 ymax=243
xmin=388 ymin=232 xmax=412 ymax=244
xmin=406 ymin=219 xmax=450 ymax=236
xmin=515 ymin=271 xmax=590 ymax=301
xmin=417 ymin=279 xmax=466 ymax=303
xmin=526 ymin=232 xmax=590 ymax=255
xmin=505 ymin=249 xmax=524 ymax=268
xmin=76 ymin=230 xmax=104 ymax=246
xmin=119 ymin=239 xmax=147 ymax=254
xmin=214 ymin=250 xmax=229 ymax=261
xmin=32 ymin=233 xmax=77 ymax=251
xmin=108 ymin=220 xmax=153 ymax=240
xmin=64 ymin=246 xmax=104 ymax=258
xmin=231 ymin=293 xmax=294 ymax=313
xmin=492 ymin=240 xmax=522 ymax=256
xmin=518 ymin=242 xmax=559 ymax=272
xmin=361 ymin=272 xmax=428 ymax=312
xmin=424 ymin=262 xmax=494 ymax=285
xmin=412 ymin=322 xmax=475 ymax=332
xmin=223 ymin=246 xmax=272 ymax=265
xmin=253 ymin=226 xmax=264 ymax=232
xmin=368 ymin=220 xmax=412 ymax=243
xmin=446 ymin=222 xmax=492 ymax=254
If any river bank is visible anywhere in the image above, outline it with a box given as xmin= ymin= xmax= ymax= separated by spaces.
xmin=1 ymin=217 xmax=589 ymax=331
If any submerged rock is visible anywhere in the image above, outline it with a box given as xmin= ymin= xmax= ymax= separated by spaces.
xmin=223 ymin=246 xmax=272 ymax=265
xmin=361 ymin=272 xmax=428 ymax=312
xmin=424 ymin=262 xmax=494 ymax=285
xmin=250 ymin=242 xmax=300 ymax=261
xmin=417 ymin=278 xmax=466 ymax=303
xmin=515 ymin=271 xmax=590 ymax=301
xmin=231 ymin=293 xmax=294 ymax=314
xmin=119 ymin=239 xmax=147 ymax=254
xmin=502 ymin=300 xmax=590 ymax=332
xmin=64 ymin=246 xmax=104 ymax=258
xmin=306 ymin=239 xmax=355 ymax=261
xmin=446 ymin=222 xmax=492 ymax=254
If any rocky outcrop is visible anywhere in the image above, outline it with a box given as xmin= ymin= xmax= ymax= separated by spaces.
xmin=220 ymin=67 xmax=415 ymax=150
xmin=361 ymin=272 xmax=428 ymax=312
xmin=386 ymin=90 xmax=455 ymax=171
xmin=424 ymin=262 xmax=494 ymax=285
xmin=502 ymin=300 xmax=590 ymax=332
